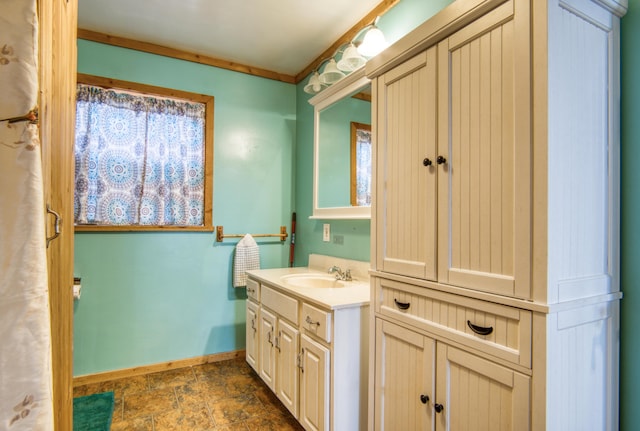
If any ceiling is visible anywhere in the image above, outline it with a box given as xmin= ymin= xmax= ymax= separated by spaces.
xmin=77 ymin=0 xmax=384 ymax=79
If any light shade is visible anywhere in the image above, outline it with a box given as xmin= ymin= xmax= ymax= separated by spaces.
xmin=357 ymin=26 xmax=388 ymax=57
xmin=319 ymin=59 xmax=345 ymax=84
xmin=337 ymin=43 xmax=366 ymax=72
xmin=304 ymin=71 xmax=323 ymax=94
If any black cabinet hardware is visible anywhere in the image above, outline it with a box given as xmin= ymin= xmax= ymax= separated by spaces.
xmin=467 ymin=320 xmax=494 ymax=336
xmin=394 ymin=299 xmax=411 ymax=310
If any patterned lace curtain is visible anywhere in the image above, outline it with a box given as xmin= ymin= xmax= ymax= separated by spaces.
xmin=74 ymin=84 xmax=206 ymax=226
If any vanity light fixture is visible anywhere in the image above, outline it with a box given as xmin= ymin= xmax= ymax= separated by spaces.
xmin=320 ymin=58 xmax=346 ymax=84
xmin=337 ymin=43 xmax=366 ymax=72
xmin=303 ymin=17 xmax=389 ymax=95
xmin=357 ymin=23 xmax=388 ymax=57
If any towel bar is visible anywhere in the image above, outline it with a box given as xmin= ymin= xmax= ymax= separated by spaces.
xmin=216 ymin=225 xmax=288 ymax=242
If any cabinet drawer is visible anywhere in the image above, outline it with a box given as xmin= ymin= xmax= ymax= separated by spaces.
xmin=246 ymin=278 xmax=260 ymax=301
xmin=302 ymin=302 xmax=332 ymax=343
xmin=261 ymin=284 xmax=299 ymax=325
xmin=375 ymin=278 xmax=531 ymax=367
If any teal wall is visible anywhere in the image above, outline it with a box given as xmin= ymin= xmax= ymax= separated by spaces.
xmin=620 ymin=0 xmax=639 ymax=428
xmin=74 ymin=40 xmax=296 ymax=375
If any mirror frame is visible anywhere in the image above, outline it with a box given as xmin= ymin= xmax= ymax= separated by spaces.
xmin=308 ymin=67 xmax=372 ymax=219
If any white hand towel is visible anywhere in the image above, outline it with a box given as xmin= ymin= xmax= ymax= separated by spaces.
xmin=233 ymin=234 xmax=260 ymax=287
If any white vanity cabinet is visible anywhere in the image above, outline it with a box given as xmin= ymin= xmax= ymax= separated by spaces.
xmin=367 ymin=0 xmax=625 ymax=428
xmin=259 ymin=284 xmax=301 ymax=417
xmin=245 ymin=278 xmax=260 ymax=373
xmin=246 ymin=265 xmax=369 ymax=431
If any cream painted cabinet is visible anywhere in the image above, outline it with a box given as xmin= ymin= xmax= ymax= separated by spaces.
xmin=246 ymin=278 xmax=261 ymax=373
xmin=435 ymin=343 xmax=530 ymax=431
xmin=375 ymin=47 xmax=438 ymax=282
xmin=368 ymin=0 xmax=625 ymax=428
xmin=375 ymin=318 xmax=530 ymax=431
xmin=246 ymin=299 xmax=260 ymax=372
xmin=374 ymin=319 xmax=435 ymax=430
xmin=246 ymin=271 xmax=369 ymax=431
xmin=259 ymin=307 xmax=277 ymax=390
xmin=374 ymin=298 xmax=530 ymax=431
xmin=299 ymin=334 xmax=330 ymax=431
xmin=376 ymin=0 xmax=530 ymax=298
xmin=435 ymin=0 xmax=531 ymax=299
xmin=258 ymin=287 xmax=301 ymax=418
xmin=276 ymin=318 xmax=300 ymax=417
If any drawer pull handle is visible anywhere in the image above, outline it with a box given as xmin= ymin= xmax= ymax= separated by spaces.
xmin=394 ymin=299 xmax=411 ymax=310
xmin=420 ymin=394 xmax=430 ymax=404
xmin=434 ymin=403 xmax=444 ymax=413
xmin=298 ymin=348 xmax=305 ymax=373
xmin=467 ymin=320 xmax=493 ymax=336
xmin=306 ymin=315 xmax=320 ymax=327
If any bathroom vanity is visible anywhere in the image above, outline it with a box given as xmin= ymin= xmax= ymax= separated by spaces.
xmin=246 ymin=255 xmax=370 ymax=431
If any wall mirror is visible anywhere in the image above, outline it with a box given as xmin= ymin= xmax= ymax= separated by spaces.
xmin=309 ymin=68 xmax=371 ymax=219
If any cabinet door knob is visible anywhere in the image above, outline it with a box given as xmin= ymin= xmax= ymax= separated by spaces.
xmin=394 ymin=298 xmax=411 ymax=310
xmin=467 ymin=320 xmax=494 ymax=336
xmin=420 ymin=394 xmax=430 ymax=404
xmin=437 ymin=155 xmax=447 ymax=165
xmin=434 ymin=403 xmax=444 ymax=413
xmin=423 ymin=158 xmax=432 ymax=167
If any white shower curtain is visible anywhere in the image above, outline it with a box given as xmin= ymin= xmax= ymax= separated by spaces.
xmin=0 ymin=0 xmax=55 ymax=429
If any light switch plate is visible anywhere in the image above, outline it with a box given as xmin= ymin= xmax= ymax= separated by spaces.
xmin=323 ymin=224 xmax=330 ymax=242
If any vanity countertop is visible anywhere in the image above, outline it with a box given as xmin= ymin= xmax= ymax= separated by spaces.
xmin=246 ymin=266 xmax=370 ymax=311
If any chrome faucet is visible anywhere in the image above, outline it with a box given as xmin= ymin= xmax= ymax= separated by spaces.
xmin=328 ymin=265 xmax=352 ymax=281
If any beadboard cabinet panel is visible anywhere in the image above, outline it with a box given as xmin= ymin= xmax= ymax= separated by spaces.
xmin=375 ymin=48 xmax=437 ymax=281
xmin=374 ymin=318 xmax=435 ymax=431
xmin=437 ymin=0 xmax=531 ymax=299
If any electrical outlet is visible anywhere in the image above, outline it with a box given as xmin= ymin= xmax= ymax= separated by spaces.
xmin=323 ymin=224 xmax=330 ymax=242
xmin=333 ymin=235 xmax=344 ymax=245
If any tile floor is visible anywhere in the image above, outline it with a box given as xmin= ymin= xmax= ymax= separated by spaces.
xmin=73 ymin=357 xmax=305 ymax=431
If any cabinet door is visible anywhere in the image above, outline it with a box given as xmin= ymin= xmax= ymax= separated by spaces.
xmin=299 ymin=334 xmax=330 ymax=431
xmin=276 ymin=318 xmax=300 ymax=418
xmin=374 ymin=319 xmax=435 ymax=431
xmin=246 ymin=299 xmax=260 ymax=372
xmin=259 ymin=307 xmax=277 ymax=391
xmin=376 ymin=46 xmax=438 ymax=280
xmin=436 ymin=0 xmax=531 ymax=298
xmin=435 ymin=344 xmax=530 ymax=431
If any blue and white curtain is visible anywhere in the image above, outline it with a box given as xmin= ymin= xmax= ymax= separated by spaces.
xmin=0 ymin=0 xmax=54 ymax=429
xmin=74 ymin=85 xmax=206 ymax=226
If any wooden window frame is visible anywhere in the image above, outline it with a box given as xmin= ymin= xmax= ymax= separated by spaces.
xmin=74 ymin=74 xmax=214 ymax=232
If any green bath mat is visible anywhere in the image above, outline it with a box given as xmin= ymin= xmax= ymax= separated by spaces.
xmin=73 ymin=391 xmax=115 ymax=431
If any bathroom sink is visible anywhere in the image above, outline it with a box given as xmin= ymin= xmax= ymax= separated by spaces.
xmin=280 ymin=274 xmax=347 ymax=289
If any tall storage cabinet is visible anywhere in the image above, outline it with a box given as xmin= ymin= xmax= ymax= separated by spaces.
xmin=367 ymin=0 xmax=626 ymax=428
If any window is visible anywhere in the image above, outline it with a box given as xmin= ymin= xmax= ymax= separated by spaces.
xmin=350 ymin=121 xmax=372 ymax=207
xmin=74 ymin=74 xmax=213 ymax=231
